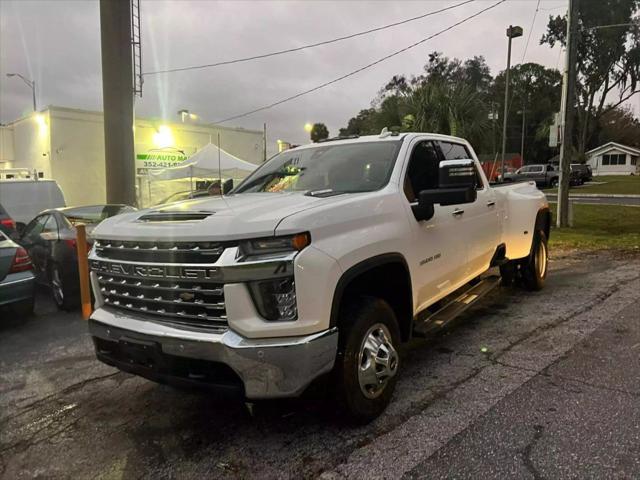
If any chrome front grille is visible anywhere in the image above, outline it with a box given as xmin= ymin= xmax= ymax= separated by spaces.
xmin=93 ymin=240 xmax=228 ymax=332
xmin=93 ymin=240 xmax=232 ymax=264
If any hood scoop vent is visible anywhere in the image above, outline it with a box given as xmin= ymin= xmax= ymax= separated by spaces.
xmin=137 ymin=210 xmax=214 ymax=222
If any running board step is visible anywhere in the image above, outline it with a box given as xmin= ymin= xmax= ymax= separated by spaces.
xmin=413 ymin=275 xmax=501 ymax=337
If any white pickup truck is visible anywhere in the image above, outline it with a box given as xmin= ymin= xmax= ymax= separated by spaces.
xmin=88 ymin=132 xmax=550 ymax=422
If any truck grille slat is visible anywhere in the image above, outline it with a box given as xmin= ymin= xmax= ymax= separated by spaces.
xmin=97 ymin=275 xmax=223 ymax=296
xmin=100 ymin=288 xmax=226 ymax=311
xmin=102 ymin=298 xmax=227 ymax=331
xmin=93 ymin=240 xmax=228 ymax=331
xmin=94 ymin=240 xmax=233 ymax=264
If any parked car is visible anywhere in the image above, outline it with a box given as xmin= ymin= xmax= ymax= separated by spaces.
xmin=570 ymin=163 xmax=593 ymax=184
xmin=0 ymin=179 xmax=66 ymax=230
xmin=19 ymin=205 xmax=136 ymax=310
xmin=0 ymin=203 xmax=17 ymax=237
xmin=87 ymin=132 xmax=550 ymax=422
xmin=0 ymin=230 xmax=36 ymax=316
xmin=503 ymin=164 xmax=581 ymax=188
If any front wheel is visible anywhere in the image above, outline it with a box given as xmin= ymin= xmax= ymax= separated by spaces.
xmin=50 ymin=264 xmax=78 ymax=311
xmin=334 ymin=296 xmax=401 ymax=424
xmin=550 ymin=178 xmax=559 ymax=188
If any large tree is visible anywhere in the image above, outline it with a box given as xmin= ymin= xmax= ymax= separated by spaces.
xmin=310 ymin=123 xmax=329 ymax=142
xmin=491 ymin=63 xmax=563 ymax=163
xmin=541 ymin=0 xmax=640 ymax=156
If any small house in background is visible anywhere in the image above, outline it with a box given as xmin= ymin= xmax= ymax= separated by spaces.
xmin=586 ymin=142 xmax=640 ymax=176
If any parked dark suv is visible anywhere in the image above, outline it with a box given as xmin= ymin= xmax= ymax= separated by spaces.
xmin=570 ymin=163 xmax=593 ymax=184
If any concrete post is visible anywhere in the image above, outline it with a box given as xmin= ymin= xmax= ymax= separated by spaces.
xmin=99 ymin=0 xmax=137 ymax=206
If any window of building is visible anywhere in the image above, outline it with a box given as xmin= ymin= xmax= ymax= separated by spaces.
xmin=631 ymin=156 xmax=638 ymax=166
xmin=602 ymin=153 xmax=626 ymax=166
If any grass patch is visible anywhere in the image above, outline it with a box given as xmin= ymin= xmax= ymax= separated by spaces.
xmin=543 ymin=175 xmax=640 ymax=195
xmin=549 ymin=203 xmax=640 ymax=250
xmin=573 ymin=175 xmax=639 ymax=195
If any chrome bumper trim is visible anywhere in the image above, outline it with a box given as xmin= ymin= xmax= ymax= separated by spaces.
xmin=89 ymin=307 xmax=338 ymax=399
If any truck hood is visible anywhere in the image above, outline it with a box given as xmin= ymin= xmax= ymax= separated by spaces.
xmin=91 ymin=192 xmax=341 ymax=241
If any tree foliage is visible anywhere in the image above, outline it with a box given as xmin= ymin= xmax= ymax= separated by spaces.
xmin=310 ymin=123 xmax=329 ymax=142
xmin=541 ymin=0 xmax=640 ymax=155
xmin=339 ymin=52 xmax=563 ymax=163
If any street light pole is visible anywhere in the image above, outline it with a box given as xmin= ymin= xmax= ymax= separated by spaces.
xmin=500 ymin=25 xmax=523 ymax=181
xmin=520 ymin=101 xmax=526 ymax=162
xmin=6 ymin=73 xmax=37 ymax=111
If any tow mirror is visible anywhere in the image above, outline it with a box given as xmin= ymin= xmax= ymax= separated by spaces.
xmin=223 ymin=179 xmax=234 ymax=194
xmin=438 ymin=159 xmax=477 ymax=189
xmin=415 ymin=159 xmax=477 ymax=216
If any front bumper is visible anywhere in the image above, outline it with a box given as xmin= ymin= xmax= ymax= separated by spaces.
xmin=89 ymin=307 xmax=339 ymax=399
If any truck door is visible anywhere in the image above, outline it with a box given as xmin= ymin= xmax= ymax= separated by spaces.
xmin=401 ymin=139 xmax=467 ymax=311
xmin=436 ymin=141 xmax=501 ymax=278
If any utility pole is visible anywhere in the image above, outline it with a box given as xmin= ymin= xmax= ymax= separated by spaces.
xmin=263 ymin=123 xmax=267 ymax=162
xmin=520 ymin=102 xmax=526 ymax=162
xmin=500 ymin=25 xmax=523 ymax=181
xmin=99 ymin=0 xmax=136 ymax=206
xmin=557 ymin=0 xmax=579 ymax=228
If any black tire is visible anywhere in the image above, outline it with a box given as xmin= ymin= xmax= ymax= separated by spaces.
xmin=550 ymin=177 xmax=559 ymax=188
xmin=334 ymin=296 xmax=401 ymax=424
xmin=50 ymin=263 xmax=78 ymax=311
xmin=521 ymin=231 xmax=549 ymax=291
xmin=11 ymin=298 xmax=34 ymax=317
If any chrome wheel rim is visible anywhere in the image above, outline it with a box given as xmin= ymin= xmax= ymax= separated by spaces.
xmin=357 ymin=323 xmax=399 ymax=399
xmin=536 ymin=239 xmax=548 ymax=279
xmin=52 ymin=268 xmax=64 ymax=305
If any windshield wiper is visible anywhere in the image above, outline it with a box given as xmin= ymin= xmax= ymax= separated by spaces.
xmin=306 ymin=189 xmax=349 ymax=198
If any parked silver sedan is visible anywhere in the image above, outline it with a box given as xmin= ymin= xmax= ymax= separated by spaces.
xmin=0 ymin=231 xmax=36 ymax=316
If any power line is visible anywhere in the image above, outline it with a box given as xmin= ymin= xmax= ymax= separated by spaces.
xmin=143 ymin=0 xmax=477 ymax=76
xmin=520 ymin=0 xmax=541 ymax=63
xmin=212 ymin=0 xmax=508 ymax=124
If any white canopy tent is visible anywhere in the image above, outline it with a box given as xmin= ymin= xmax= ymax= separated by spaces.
xmin=148 ymin=142 xmax=258 ymax=182
xmin=142 ymin=143 xmax=259 ymax=206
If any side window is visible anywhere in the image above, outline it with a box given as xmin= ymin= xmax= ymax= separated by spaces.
xmin=22 ymin=215 xmax=49 ymax=242
xmin=404 ymin=141 xmax=440 ymax=202
xmin=438 ymin=141 xmax=470 ymax=160
xmin=43 ymin=215 xmax=58 ymax=233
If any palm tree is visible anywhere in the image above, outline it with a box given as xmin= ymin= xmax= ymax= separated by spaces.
xmin=410 ymin=80 xmax=489 ymax=145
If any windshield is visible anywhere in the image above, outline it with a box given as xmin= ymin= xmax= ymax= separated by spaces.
xmin=234 ymin=140 xmax=403 ymax=194
xmin=62 ymin=205 xmax=136 ymax=225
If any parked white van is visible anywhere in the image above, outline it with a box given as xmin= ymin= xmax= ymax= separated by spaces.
xmin=0 ymin=180 xmax=66 ymax=228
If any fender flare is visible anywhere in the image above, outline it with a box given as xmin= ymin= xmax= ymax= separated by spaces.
xmin=329 ymin=253 xmax=412 ymax=329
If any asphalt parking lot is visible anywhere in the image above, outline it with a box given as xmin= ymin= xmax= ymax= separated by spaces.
xmin=1 ymin=250 xmax=639 ymax=479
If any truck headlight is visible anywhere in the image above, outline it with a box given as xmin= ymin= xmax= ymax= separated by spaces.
xmin=248 ymin=277 xmax=297 ymax=321
xmin=240 ymin=232 xmax=310 ymax=259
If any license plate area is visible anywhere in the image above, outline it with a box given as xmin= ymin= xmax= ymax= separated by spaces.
xmin=119 ymin=337 xmax=161 ymax=369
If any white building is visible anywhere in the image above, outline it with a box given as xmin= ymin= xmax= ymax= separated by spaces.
xmin=0 ymin=106 xmax=264 ymax=206
xmin=586 ymin=142 xmax=640 ymax=176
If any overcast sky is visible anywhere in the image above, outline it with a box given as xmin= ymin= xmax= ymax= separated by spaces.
xmin=4 ymin=0 xmax=636 ymax=153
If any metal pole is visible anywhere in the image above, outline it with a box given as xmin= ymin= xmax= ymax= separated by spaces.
xmin=500 ymin=30 xmax=513 ymax=182
xmin=520 ymin=102 xmax=526 ymax=162
xmin=99 ymin=0 xmax=136 ymax=206
xmin=218 ymin=132 xmax=222 ymax=195
xmin=557 ymin=0 xmax=579 ymax=228
xmin=31 ymin=81 xmax=37 ymax=111
xmin=263 ymin=123 xmax=267 ymax=163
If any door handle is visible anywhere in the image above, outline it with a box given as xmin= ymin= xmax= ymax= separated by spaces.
xmin=486 ymin=201 xmax=496 ymax=207
xmin=452 ymin=209 xmax=464 ymax=217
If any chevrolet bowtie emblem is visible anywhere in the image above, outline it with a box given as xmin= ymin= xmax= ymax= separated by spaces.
xmin=179 ymin=292 xmax=195 ymax=301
